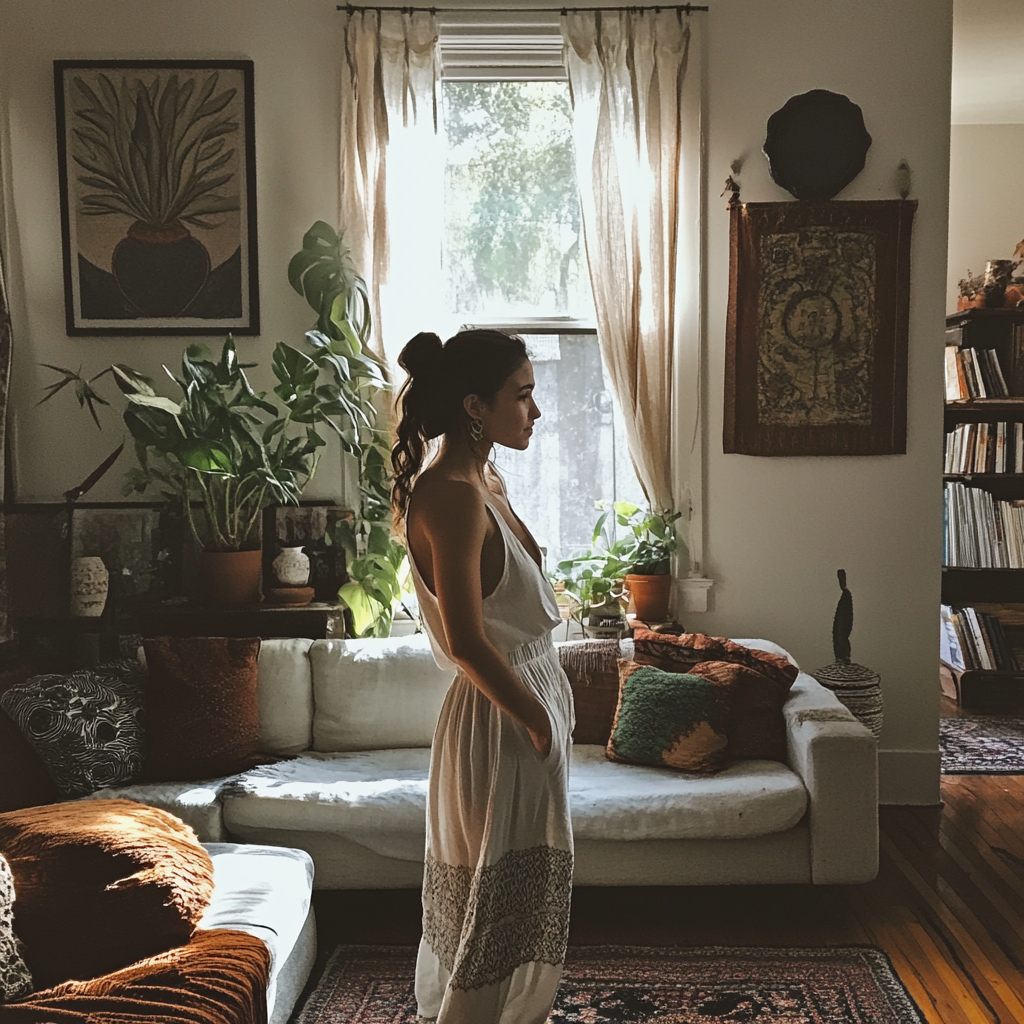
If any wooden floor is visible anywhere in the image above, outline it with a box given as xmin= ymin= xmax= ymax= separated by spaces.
xmin=308 ymin=698 xmax=1024 ymax=1024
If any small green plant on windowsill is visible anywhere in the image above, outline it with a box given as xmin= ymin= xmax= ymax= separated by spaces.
xmin=548 ymin=501 xmax=636 ymax=634
xmin=616 ymin=503 xmax=682 ymax=576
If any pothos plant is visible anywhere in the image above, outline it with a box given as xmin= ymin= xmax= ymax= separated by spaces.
xmin=286 ymin=221 xmax=414 ymax=638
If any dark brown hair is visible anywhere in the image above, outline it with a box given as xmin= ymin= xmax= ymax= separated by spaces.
xmin=391 ymin=329 xmax=529 ymax=520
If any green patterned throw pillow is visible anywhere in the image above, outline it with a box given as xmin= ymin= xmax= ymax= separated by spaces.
xmin=606 ymin=660 xmax=733 ymax=773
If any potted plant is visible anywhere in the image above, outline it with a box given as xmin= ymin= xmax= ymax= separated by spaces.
xmin=39 ymin=226 xmax=387 ymax=606
xmin=616 ymin=503 xmax=682 ymax=624
xmin=550 ymin=503 xmax=635 ymax=637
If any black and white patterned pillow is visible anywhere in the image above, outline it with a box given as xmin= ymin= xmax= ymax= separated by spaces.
xmin=0 ymin=659 xmax=146 ymax=797
xmin=0 ymin=855 xmax=32 ymax=1003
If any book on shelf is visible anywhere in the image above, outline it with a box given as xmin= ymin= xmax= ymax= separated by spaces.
xmin=945 ymin=420 xmax=1024 ymax=474
xmin=943 ymin=480 xmax=1024 ymax=567
xmin=943 ymin=345 xmax=1013 ymax=400
xmin=940 ymin=603 xmax=1019 ymax=673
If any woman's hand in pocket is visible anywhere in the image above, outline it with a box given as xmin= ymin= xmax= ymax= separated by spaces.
xmin=527 ymin=702 xmax=553 ymax=758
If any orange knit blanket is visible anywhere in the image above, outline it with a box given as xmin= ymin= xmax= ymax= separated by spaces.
xmin=0 ymin=929 xmax=270 ymax=1024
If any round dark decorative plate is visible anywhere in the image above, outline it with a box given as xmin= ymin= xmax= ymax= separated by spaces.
xmin=763 ymin=90 xmax=872 ymax=200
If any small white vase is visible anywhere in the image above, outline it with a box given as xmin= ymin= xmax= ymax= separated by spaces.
xmin=272 ymin=546 xmax=310 ymax=587
xmin=70 ymin=556 xmax=109 ymax=617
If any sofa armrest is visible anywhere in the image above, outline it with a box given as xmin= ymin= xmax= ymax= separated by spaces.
xmin=784 ymin=673 xmax=878 ymax=884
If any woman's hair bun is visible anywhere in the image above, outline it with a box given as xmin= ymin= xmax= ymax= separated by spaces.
xmin=399 ymin=332 xmax=444 ymax=378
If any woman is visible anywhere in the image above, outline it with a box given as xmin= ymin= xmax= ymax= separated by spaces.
xmin=392 ymin=329 xmax=574 ymax=1024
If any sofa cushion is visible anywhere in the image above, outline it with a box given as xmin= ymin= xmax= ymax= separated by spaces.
xmin=632 ymin=628 xmax=799 ymax=690
xmin=0 ymin=660 xmax=146 ymax=797
xmin=223 ymin=750 xmax=432 ymax=862
xmin=222 ymin=745 xmax=808 ymax=855
xmin=607 ymin=660 xmax=734 ymax=773
xmin=688 ymin=660 xmax=790 ymax=762
xmin=257 ymin=640 xmax=314 ymax=756
xmin=0 ymin=668 xmax=60 ymax=814
xmin=0 ymin=799 xmax=214 ymax=990
xmin=77 ymin=778 xmax=232 ymax=843
xmin=557 ymin=639 xmax=621 ymax=745
xmin=144 ymin=636 xmax=270 ymax=781
xmin=199 ymin=843 xmax=314 ymax=1022
xmin=309 ymin=636 xmax=454 ymax=751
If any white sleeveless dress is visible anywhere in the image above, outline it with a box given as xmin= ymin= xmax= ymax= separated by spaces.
xmin=408 ymin=498 xmax=574 ymax=1024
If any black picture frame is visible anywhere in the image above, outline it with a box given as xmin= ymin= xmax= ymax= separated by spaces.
xmin=54 ymin=59 xmax=259 ymax=336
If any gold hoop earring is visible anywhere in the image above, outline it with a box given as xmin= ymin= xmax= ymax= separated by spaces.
xmin=469 ymin=417 xmax=484 ymax=442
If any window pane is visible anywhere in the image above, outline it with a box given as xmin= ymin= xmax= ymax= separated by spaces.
xmin=442 ymin=81 xmax=590 ymax=319
xmin=493 ymin=334 xmax=648 ymax=568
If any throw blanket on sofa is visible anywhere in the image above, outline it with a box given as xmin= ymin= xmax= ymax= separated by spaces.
xmin=0 ymin=929 xmax=270 ymax=1024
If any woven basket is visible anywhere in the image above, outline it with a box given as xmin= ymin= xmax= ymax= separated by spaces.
xmin=813 ymin=659 xmax=883 ymax=739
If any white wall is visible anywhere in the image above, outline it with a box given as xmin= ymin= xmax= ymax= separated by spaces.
xmin=692 ymin=0 xmax=952 ymax=804
xmin=1 ymin=0 xmax=953 ymax=803
xmin=0 ymin=0 xmax=347 ymax=503
xmin=947 ymin=124 xmax=1024 ymax=311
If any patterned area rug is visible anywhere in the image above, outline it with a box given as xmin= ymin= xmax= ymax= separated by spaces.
xmin=296 ymin=944 xmax=925 ymax=1023
xmin=940 ymin=714 xmax=1024 ymax=773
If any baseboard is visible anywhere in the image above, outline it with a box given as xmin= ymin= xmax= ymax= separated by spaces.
xmin=878 ymin=749 xmax=941 ymax=805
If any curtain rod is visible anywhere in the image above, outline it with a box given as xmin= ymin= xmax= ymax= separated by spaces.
xmin=338 ymin=4 xmax=709 ymax=13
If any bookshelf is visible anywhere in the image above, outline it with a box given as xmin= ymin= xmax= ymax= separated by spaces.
xmin=943 ymin=308 xmax=1024 ymax=706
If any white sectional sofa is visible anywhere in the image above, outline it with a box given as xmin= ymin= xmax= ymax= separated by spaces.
xmin=88 ymin=633 xmax=879 ymax=890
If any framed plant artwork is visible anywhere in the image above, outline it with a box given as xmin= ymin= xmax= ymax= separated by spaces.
xmin=724 ymin=199 xmax=916 ymax=456
xmin=54 ymin=60 xmax=259 ymax=335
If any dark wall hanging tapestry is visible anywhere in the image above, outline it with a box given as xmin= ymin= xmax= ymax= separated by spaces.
xmin=724 ymin=200 xmax=916 ymax=456
xmin=54 ymin=60 xmax=259 ymax=336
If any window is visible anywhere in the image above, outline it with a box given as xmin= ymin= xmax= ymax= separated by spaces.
xmin=384 ymin=15 xmax=646 ymax=567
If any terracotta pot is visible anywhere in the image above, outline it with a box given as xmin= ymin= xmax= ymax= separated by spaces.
xmin=199 ymin=549 xmax=263 ymax=607
xmin=625 ymin=573 xmax=673 ymax=624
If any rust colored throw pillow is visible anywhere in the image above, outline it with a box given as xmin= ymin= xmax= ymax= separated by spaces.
xmin=632 ymin=628 xmax=799 ymax=692
xmin=557 ymin=639 xmax=623 ymax=745
xmin=1 ymin=928 xmax=270 ymax=1024
xmin=688 ymin=660 xmax=790 ymax=762
xmin=0 ymin=799 xmax=214 ymax=990
xmin=0 ymin=668 xmax=59 ymax=814
xmin=143 ymin=636 xmax=268 ymax=782
xmin=607 ymin=660 xmax=736 ymax=773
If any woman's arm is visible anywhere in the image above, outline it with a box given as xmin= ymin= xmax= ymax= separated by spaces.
xmin=411 ymin=478 xmax=552 ymax=756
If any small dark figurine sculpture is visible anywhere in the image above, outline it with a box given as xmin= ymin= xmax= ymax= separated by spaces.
xmin=832 ymin=568 xmax=853 ymax=662
xmin=813 ymin=569 xmax=884 ymax=739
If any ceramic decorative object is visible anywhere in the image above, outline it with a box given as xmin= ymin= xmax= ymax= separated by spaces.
xmin=813 ymin=569 xmax=884 ymax=739
xmin=70 ymin=556 xmax=109 ymax=617
xmin=272 ymin=546 xmax=310 ymax=588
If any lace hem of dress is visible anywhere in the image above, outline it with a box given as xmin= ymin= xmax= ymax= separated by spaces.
xmin=422 ymin=844 xmax=573 ymax=991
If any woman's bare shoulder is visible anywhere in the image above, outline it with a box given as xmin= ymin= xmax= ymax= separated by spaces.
xmin=409 ymin=469 xmax=487 ymax=528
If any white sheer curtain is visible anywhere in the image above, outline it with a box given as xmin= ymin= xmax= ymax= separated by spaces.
xmin=562 ymin=9 xmax=702 ymax=573
xmin=339 ymin=8 xmax=440 ymax=360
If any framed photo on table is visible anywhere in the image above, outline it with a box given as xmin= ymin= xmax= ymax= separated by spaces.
xmin=54 ymin=59 xmax=259 ymax=336
xmin=724 ymin=200 xmax=916 ymax=456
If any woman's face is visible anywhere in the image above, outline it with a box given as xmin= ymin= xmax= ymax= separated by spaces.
xmin=469 ymin=359 xmax=541 ymax=451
